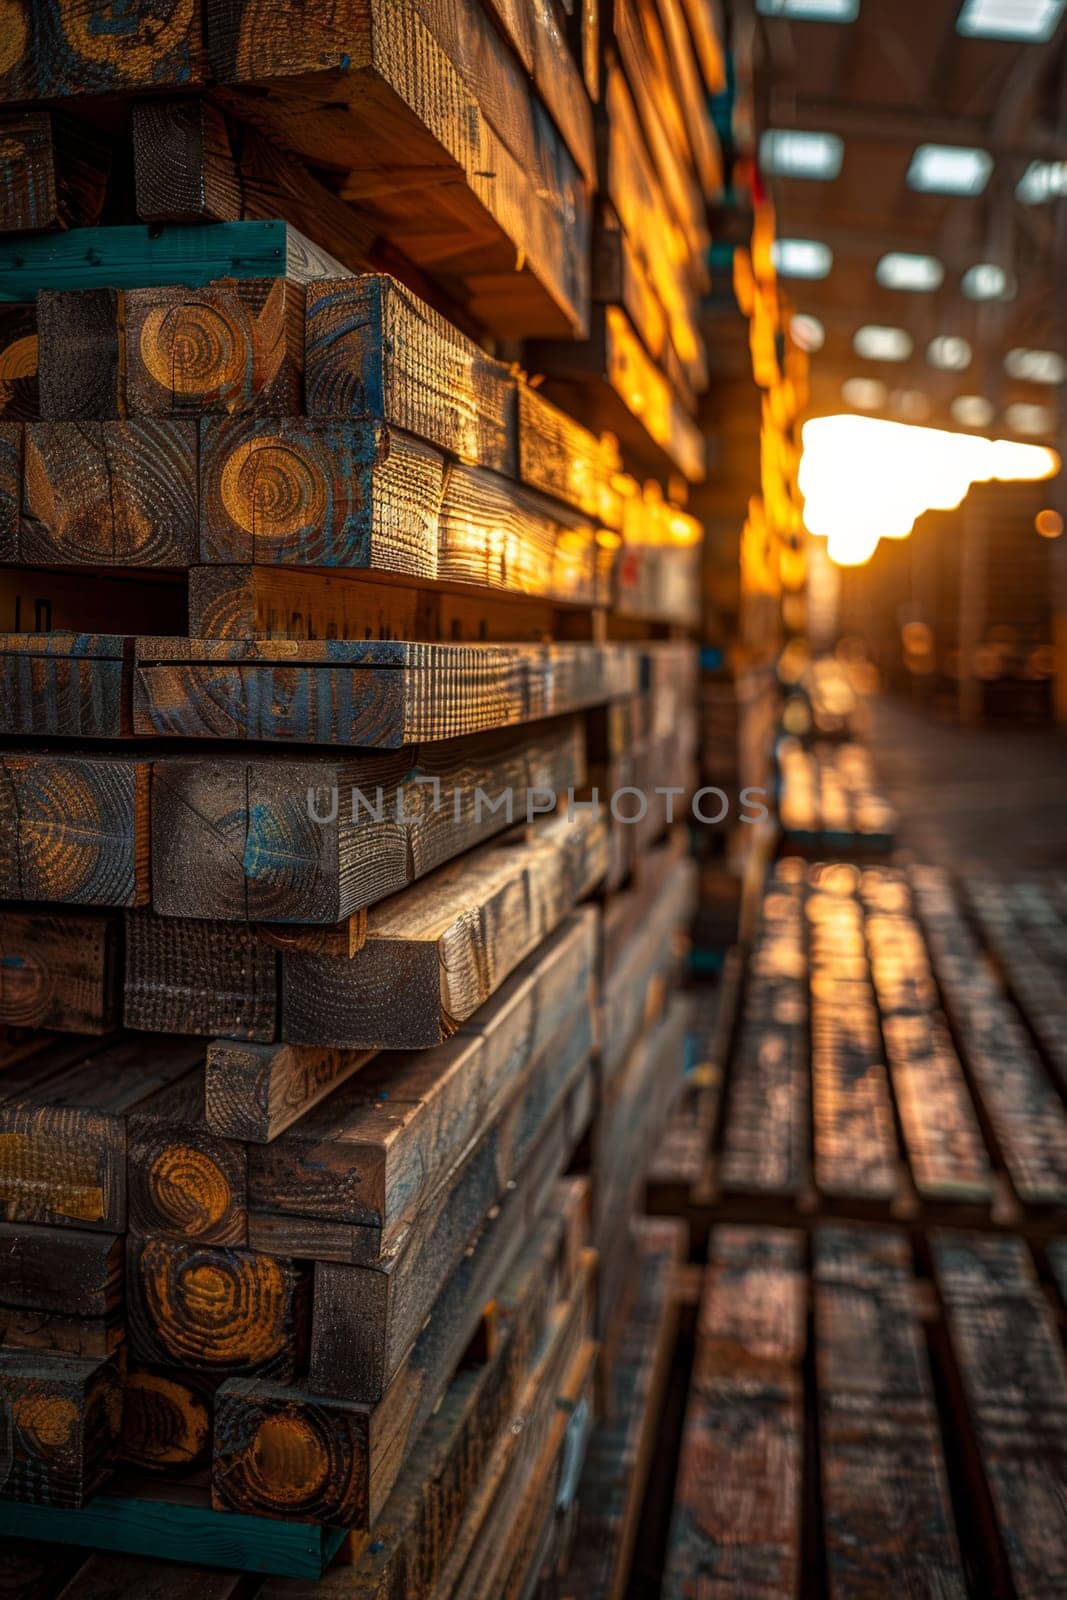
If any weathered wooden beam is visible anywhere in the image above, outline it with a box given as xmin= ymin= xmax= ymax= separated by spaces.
xmin=0 ymin=7 xmax=207 ymax=100
xmin=0 ymin=1350 xmax=120 ymax=1507
xmin=126 ymin=1235 xmax=309 ymax=1381
xmin=127 ymin=1067 xmax=247 ymax=1245
xmin=0 ymin=110 xmax=110 ymax=233
xmin=305 ymin=275 xmax=515 ymax=474
xmin=119 ymin=1364 xmax=218 ymax=1483
xmin=0 ymin=909 xmax=120 ymax=1033
xmin=132 ymin=636 xmax=636 ymax=747
xmin=150 ymin=717 xmax=584 ymax=924
xmin=198 ymin=416 xmax=443 ymax=572
xmin=18 ymin=420 xmax=198 ymax=566
xmin=280 ymin=810 xmax=607 ymax=1048
xmin=0 ymin=633 xmax=133 ymax=740
xmin=123 ymin=911 xmax=278 ymax=1042
xmin=517 ymin=382 xmax=621 ymax=524
xmin=0 ymin=752 xmax=149 ymax=909
xmin=0 ymin=1035 xmax=202 ymax=1229
xmin=0 ymin=303 xmax=38 ymax=419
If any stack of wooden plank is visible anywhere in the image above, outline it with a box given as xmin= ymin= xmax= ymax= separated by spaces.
xmin=0 ymin=1 xmax=717 ymax=1586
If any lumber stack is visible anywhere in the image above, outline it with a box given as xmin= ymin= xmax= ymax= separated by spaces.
xmin=0 ymin=0 xmax=715 ymax=1586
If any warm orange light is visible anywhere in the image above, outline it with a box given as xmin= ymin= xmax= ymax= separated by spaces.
xmin=1036 ymin=509 xmax=1064 ymax=538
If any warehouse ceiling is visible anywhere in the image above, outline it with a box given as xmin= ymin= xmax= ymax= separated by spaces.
xmin=742 ymin=0 xmax=1067 ymax=440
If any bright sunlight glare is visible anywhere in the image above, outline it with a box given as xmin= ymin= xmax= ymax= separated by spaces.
xmin=799 ymin=415 xmax=1060 ymax=566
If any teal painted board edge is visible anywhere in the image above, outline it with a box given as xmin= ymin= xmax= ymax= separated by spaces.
xmin=0 ymin=1494 xmax=345 ymax=1578
xmin=0 ymin=222 xmax=294 ymax=300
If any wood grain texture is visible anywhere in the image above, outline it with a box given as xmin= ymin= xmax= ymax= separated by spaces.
xmin=0 ymin=304 xmax=38 ymax=419
xmin=0 ymin=632 xmax=133 ymax=740
xmin=305 ymin=1001 xmax=593 ymax=1400
xmin=198 ymin=417 xmax=443 ymax=573
xmin=132 ymin=637 xmax=635 ymax=747
xmin=126 ymin=1235 xmax=308 ymax=1381
xmin=0 ymin=2 xmax=206 ymax=101
xmin=123 ymin=910 xmax=277 ymax=1042
xmin=0 ymin=910 xmax=119 ymax=1033
xmin=0 ymin=1034 xmax=201 ymax=1230
xmin=0 ymin=1350 xmax=121 ymax=1508
xmin=150 ymin=718 xmax=584 ymax=924
xmin=517 ymin=382 xmax=620 ymax=523
xmin=127 ymin=1067 xmax=247 ymax=1245
xmin=132 ymin=97 xmax=243 ymax=224
xmin=125 ymin=280 xmax=304 ymax=417
xmin=212 ymin=1079 xmax=575 ymax=1526
xmin=305 ymin=275 xmax=515 ymax=474
xmin=0 ymin=751 xmax=149 ymax=908
xmin=0 ymin=110 xmax=109 ymax=234
xmin=205 ymin=1039 xmax=376 ymax=1146
xmin=20 ymin=421 xmax=197 ymax=566
xmin=438 ymin=462 xmax=597 ymax=603
xmin=280 ymin=808 xmax=607 ymax=1048
xmin=0 ymin=1223 xmax=122 ymax=1321
xmin=119 ymin=1364 xmax=217 ymax=1482
xmin=36 ymin=287 xmax=122 ymax=420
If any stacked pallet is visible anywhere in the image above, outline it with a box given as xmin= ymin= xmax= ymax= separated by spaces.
xmin=664 ymin=1220 xmax=1067 ymax=1598
xmin=777 ymin=738 xmax=897 ymax=857
xmin=0 ymin=1 xmax=717 ymax=1587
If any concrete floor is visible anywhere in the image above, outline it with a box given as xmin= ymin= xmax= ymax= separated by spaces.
xmin=865 ymin=695 xmax=1067 ymax=872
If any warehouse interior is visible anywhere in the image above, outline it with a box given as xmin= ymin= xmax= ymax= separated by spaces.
xmin=0 ymin=0 xmax=1065 ymax=1596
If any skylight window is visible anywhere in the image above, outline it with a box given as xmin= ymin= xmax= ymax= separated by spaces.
xmin=907 ymin=144 xmax=993 ymax=196
xmin=757 ymin=0 xmax=861 ymax=19
xmin=841 ymin=378 xmax=888 ymax=409
xmin=957 ymin=0 xmax=1066 ymax=42
xmin=961 ymin=263 xmax=1015 ymax=300
xmin=772 ymin=239 xmax=833 ymax=279
xmin=1004 ymin=402 xmax=1057 ymax=435
xmin=1005 ymin=349 xmax=1067 ymax=385
xmin=928 ymin=336 xmax=973 ymax=371
xmin=951 ymin=395 xmax=996 ymax=428
xmin=853 ymin=325 xmax=914 ymax=361
xmin=1017 ymin=161 xmax=1067 ymax=205
xmin=761 ymin=130 xmax=844 ymax=180
xmin=875 ymin=253 xmax=945 ymax=291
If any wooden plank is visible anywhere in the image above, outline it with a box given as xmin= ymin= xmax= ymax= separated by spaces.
xmin=306 ymin=1000 xmax=593 ymax=1401
xmin=0 ymin=910 xmax=119 ymax=1034
xmin=211 ymin=1082 xmax=579 ymax=1527
xmin=124 ymin=912 xmax=277 ymax=1042
xmin=257 ymin=1184 xmax=587 ymax=1600
xmin=0 ymin=1223 xmax=122 ymax=1328
xmin=126 ymin=1236 xmax=309 ymax=1382
xmin=205 ymin=1040 xmax=375 ymax=1147
xmin=934 ymin=1231 xmax=1067 ymax=1600
xmin=911 ymin=866 xmax=1067 ymax=1209
xmin=0 ymin=752 xmax=149 ymax=909
xmin=527 ymin=305 xmax=707 ymax=484
xmin=150 ymin=717 xmax=584 ymax=924
xmin=206 ymin=0 xmax=589 ymax=338
xmin=0 ymin=111 xmax=110 ymax=235
xmin=0 ymin=1350 xmax=120 ymax=1508
xmin=17 ymin=420 xmax=198 ymax=567
xmin=862 ymin=871 xmax=992 ymax=1207
xmin=127 ymin=1067 xmax=247 ymax=1245
xmin=0 ymin=222 xmax=348 ymax=303
xmin=0 ymin=634 xmax=132 ymax=740
xmin=439 ymin=462 xmax=598 ymax=602
xmin=0 ymin=1491 xmax=343 ymax=1579
xmin=246 ymin=916 xmax=593 ymax=1229
xmin=197 ymin=416 xmax=443 ymax=573
xmin=131 ymin=98 xmax=243 ymax=226
xmin=0 ymin=1034 xmax=202 ymax=1230
xmin=119 ymin=1365 xmax=218 ymax=1484
xmin=0 ymin=7 xmax=206 ymax=101
xmin=517 ymin=383 xmax=621 ymax=524
xmin=0 ymin=303 xmax=38 ymax=419
xmin=133 ymin=635 xmax=635 ymax=747
xmin=279 ymin=808 xmax=607 ymax=1047
xmin=662 ymin=1225 xmax=805 ymax=1598
xmin=806 ymin=867 xmax=900 ymax=1207
xmin=815 ymin=1225 xmax=967 ymax=1599
xmin=305 ymin=275 xmax=515 ymax=475
xmin=720 ymin=868 xmax=810 ymax=1200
